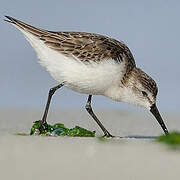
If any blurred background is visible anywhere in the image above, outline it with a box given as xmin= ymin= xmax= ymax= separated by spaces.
xmin=1 ymin=0 xmax=180 ymax=112
xmin=1 ymin=3 xmax=180 ymax=178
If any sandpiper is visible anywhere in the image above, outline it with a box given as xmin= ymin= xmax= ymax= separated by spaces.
xmin=5 ymin=16 xmax=168 ymax=137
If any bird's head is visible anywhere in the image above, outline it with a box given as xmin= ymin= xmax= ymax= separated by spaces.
xmin=122 ymin=68 xmax=158 ymax=109
xmin=105 ymin=67 xmax=168 ymax=134
xmin=123 ymin=68 xmax=168 ymax=134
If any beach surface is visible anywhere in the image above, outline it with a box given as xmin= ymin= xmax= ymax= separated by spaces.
xmin=0 ymin=108 xmax=180 ymax=180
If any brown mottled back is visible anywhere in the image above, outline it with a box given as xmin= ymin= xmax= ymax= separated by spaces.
xmin=5 ymin=16 xmax=136 ymax=75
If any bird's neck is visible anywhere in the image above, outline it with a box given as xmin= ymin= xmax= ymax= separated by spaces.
xmin=103 ymin=67 xmax=138 ymax=104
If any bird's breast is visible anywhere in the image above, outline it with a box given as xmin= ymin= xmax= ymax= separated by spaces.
xmin=62 ymin=59 xmax=126 ymax=94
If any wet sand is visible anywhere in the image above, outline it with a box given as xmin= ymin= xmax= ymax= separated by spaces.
xmin=0 ymin=108 xmax=180 ymax=180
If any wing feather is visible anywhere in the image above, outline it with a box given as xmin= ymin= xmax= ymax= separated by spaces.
xmin=5 ymin=16 xmax=136 ymax=73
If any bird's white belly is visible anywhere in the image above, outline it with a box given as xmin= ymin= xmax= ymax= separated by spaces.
xmin=17 ymin=28 xmax=125 ymax=95
xmin=56 ymin=59 xmax=125 ymax=95
xmin=43 ymin=49 xmax=125 ymax=95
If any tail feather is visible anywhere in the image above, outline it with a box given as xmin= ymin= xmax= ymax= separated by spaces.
xmin=4 ymin=15 xmax=49 ymax=37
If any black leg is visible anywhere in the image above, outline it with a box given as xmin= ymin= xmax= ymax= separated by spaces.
xmin=85 ymin=95 xmax=113 ymax=137
xmin=40 ymin=83 xmax=64 ymax=125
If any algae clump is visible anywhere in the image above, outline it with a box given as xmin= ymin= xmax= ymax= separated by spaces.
xmin=30 ymin=121 xmax=95 ymax=137
xmin=157 ymin=131 xmax=180 ymax=148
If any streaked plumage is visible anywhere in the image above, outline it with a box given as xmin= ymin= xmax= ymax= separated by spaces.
xmin=5 ymin=16 xmax=135 ymax=72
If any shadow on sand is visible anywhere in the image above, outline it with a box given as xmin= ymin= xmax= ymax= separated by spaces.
xmin=120 ymin=135 xmax=157 ymax=139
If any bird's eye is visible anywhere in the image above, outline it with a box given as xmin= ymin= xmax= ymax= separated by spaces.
xmin=142 ymin=91 xmax=148 ymax=97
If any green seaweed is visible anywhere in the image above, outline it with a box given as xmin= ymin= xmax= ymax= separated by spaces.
xmin=30 ymin=121 xmax=54 ymax=135
xmin=68 ymin=126 xmax=95 ymax=137
xmin=30 ymin=121 xmax=95 ymax=137
xmin=157 ymin=131 xmax=180 ymax=148
xmin=14 ymin=133 xmax=29 ymax=136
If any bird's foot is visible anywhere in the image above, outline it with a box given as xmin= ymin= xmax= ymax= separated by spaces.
xmin=32 ymin=120 xmax=48 ymax=134
xmin=103 ymin=132 xmax=114 ymax=138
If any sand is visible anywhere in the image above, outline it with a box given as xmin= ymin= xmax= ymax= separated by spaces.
xmin=0 ymin=108 xmax=180 ymax=180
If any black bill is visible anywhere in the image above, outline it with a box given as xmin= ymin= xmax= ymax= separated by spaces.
xmin=150 ymin=104 xmax=169 ymax=135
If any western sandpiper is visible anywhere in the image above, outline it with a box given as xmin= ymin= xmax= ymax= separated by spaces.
xmin=5 ymin=16 xmax=168 ymax=137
